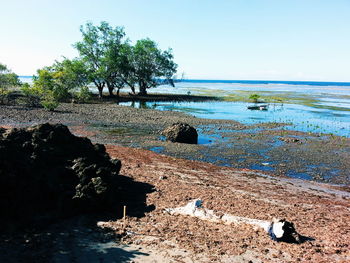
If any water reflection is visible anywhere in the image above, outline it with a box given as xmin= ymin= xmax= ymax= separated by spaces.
xmin=119 ymin=100 xmax=349 ymax=137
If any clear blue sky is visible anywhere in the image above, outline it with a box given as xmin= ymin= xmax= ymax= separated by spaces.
xmin=1 ymin=0 xmax=349 ymax=81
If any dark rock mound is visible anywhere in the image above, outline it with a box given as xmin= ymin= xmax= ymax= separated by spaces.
xmin=0 ymin=123 xmax=123 ymax=227
xmin=162 ymin=122 xmax=198 ymax=144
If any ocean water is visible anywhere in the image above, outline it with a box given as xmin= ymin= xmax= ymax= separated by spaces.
xmin=123 ymin=80 xmax=350 ymax=137
xmin=19 ymin=77 xmax=350 ymax=137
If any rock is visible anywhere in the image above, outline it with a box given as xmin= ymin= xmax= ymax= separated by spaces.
xmin=280 ymin=137 xmax=301 ymax=143
xmin=0 ymin=123 xmax=123 ymax=227
xmin=162 ymin=122 xmax=198 ymax=144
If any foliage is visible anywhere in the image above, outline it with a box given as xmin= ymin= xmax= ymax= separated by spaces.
xmin=249 ymin=94 xmax=261 ymax=103
xmin=30 ymin=22 xmax=177 ymax=99
xmin=21 ymin=82 xmax=58 ymax=110
xmin=0 ymin=63 xmax=20 ymax=104
xmin=33 ymin=58 xmax=88 ymax=102
xmin=74 ymin=22 xmax=177 ymax=96
xmin=130 ymin=38 xmax=177 ymax=95
xmin=41 ymin=90 xmax=59 ymax=111
xmin=21 ymin=83 xmax=42 ymax=107
xmin=74 ymin=21 xmax=127 ymax=97
xmin=74 ymin=86 xmax=92 ymax=103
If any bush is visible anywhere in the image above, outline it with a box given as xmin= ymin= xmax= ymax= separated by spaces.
xmin=0 ymin=85 xmax=9 ymax=105
xmin=74 ymin=86 xmax=92 ymax=103
xmin=52 ymin=84 xmax=71 ymax=102
xmin=249 ymin=94 xmax=261 ymax=103
xmin=0 ymin=63 xmax=20 ymax=104
xmin=41 ymin=90 xmax=59 ymax=111
xmin=21 ymin=83 xmax=59 ymax=110
xmin=21 ymin=83 xmax=42 ymax=107
xmin=41 ymin=100 xmax=59 ymax=111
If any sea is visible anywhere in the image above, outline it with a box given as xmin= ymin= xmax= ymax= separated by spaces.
xmin=19 ymin=77 xmax=350 ymax=137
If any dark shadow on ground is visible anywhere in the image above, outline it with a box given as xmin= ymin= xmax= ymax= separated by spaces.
xmin=115 ymin=174 xmax=156 ymax=218
xmin=0 ymin=174 xmax=156 ymax=262
xmin=0 ymin=215 xmax=150 ymax=263
xmin=299 ymin=235 xmax=316 ymax=243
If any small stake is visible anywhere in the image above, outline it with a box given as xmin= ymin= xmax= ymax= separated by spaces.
xmin=123 ymin=206 xmax=127 ymax=228
xmin=123 ymin=205 xmax=127 ymax=219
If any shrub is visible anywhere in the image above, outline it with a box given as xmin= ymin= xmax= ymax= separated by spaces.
xmin=41 ymin=99 xmax=59 ymax=111
xmin=74 ymin=86 xmax=92 ymax=103
xmin=0 ymin=85 xmax=9 ymax=105
xmin=41 ymin=90 xmax=59 ymax=111
xmin=0 ymin=63 xmax=20 ymax=104
xmin=249 ymin=94 xmax=261 ymax=103
xmin=21 ymin=83 xmax=59 ymax=110
xmin=21 ymin=83 xmax=42 ymax=107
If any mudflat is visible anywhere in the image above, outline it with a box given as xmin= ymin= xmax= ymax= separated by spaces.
xmin=1 ymin=101 xmax=349 ymax=185
xmin=0 ymin=101 xmax=349 ymax=262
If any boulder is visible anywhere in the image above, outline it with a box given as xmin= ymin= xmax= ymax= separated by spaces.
xmin=0 ymin=123 xmax=122 ymax=226
xmin=162 ymin=122 xmax=198 ymax=144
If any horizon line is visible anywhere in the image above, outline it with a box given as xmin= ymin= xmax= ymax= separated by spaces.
xmin=18 ymin=76 xmax=350 ymax=85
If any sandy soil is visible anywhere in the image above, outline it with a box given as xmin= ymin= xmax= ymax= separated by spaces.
xmin=101 ymin=145 xmax=350 ymax=263
xmin=1 ymin=102 xmax=349 ymax=262
xmin=2 ymin=145 xmax=347 ymax=262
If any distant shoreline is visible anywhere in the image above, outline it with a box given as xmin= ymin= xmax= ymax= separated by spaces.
xmin=18 ymin=76 xmax=350 ymax=86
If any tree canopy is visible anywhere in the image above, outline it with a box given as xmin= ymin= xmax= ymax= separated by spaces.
xmin=0 ymin=63 xmax=20 ymax=90
xmin=32 ymin=21 xmax=178 ymax=99
xmin=33 ymin=58 xmax=88 ymax=101
xmin=131 ymin=38 xmax=177 ymax=95
xmin=73 ymin=21 xmax=177 ymax=97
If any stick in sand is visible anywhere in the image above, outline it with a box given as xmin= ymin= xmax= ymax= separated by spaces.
xmin=123 ymin=205 xmax=127 ymax=227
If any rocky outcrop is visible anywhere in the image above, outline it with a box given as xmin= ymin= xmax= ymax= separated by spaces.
xmin=162 ymin=122 xmax=198 ymax=144
xmin=0 ymin=123 xmax=122 ymax=226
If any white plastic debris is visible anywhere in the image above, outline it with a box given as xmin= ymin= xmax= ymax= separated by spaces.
xmin=164 ymin=200 xmax=304 ymax=243
xmin=164 ymin=199 xmax=270 ymax=231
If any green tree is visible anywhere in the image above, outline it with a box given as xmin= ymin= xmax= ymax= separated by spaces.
xmin=33 ymin=58 xmax=88 ymax=102
xmin=0 ymin=63 xmax=20 ymax=104
xmin=52 ymin=58 xmax=88 ymax=92
xmin=130 ymin=39 xmax=177 ymax=95
xmin=74 ymin=21 xmax=127 ymax=98
xmin=74 ymin=22 xmax=177 ymax=97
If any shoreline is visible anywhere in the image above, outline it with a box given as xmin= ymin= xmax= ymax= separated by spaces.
xmin=1 ymin=101 xmax=350 ymax=262
xmin=1 ymin=144 xmax=349 ymax=262
xmin=0 ymin=100 xmax=349 ymax=186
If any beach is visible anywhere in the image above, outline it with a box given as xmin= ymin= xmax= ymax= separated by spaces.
xmin=0 ymin=98 xmax=350 ymax=262
xmin=1 ymin=99 xmax=349 ymax=185
xmin=0 ymin=100 xmax=350 ymax=262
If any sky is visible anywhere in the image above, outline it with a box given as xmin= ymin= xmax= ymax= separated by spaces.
xmin=0 ymin=0 xmax=349 ymax=82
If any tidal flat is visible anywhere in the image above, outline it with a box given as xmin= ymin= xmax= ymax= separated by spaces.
xmin=1 ymin=98 xmax=349 ymax=186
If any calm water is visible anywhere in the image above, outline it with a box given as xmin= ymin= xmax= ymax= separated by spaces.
xmin=20 ymin=77 xmax=350 ymax=137
xmin=122 ymin=80 xmax=350 ymax=137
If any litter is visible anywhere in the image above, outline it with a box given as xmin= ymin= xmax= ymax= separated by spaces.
xmin=165 ymin=199 xmax=302 ymax=243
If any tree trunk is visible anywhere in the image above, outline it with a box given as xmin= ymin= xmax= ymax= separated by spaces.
xmin=98 ymin=87 xmax=103 ymax=99
xmin=138 ymin=81 xmax=147 ymax=95
xmin=106 ymin=82 xmax=115 ymax=97
xmin=94 ymin=81 xmax=104 ymax=99
xmin=108 ymin=86 xmax=114 ymax=97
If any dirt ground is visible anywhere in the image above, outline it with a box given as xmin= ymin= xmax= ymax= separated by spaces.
xmin=1 ymin=102 xmax=349 ymax=262
xmin=1 ymin=102 xmax=348 ymax=185
xmin=1 ymin=145 xmax=348 ymax=262
xmin=102 ymin=145 xmax=350 ymax=263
